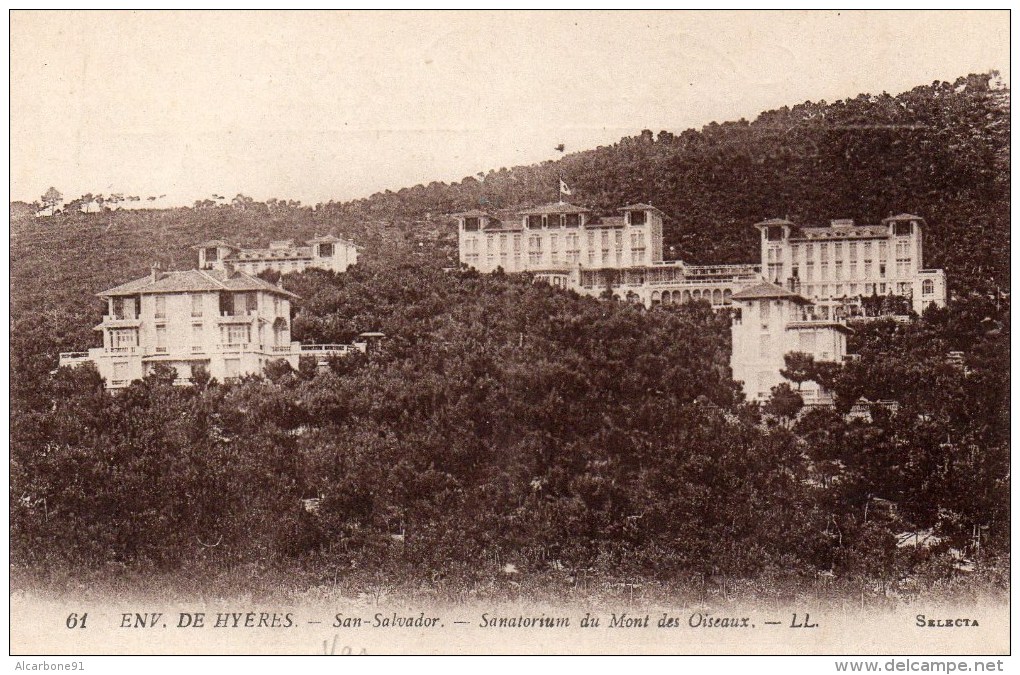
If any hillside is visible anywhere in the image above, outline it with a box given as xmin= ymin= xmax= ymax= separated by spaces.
xmin=10 ymin=72 xmax=1010 ymax=363
xmin=10 ymin=73 xmax=1010 ymax=599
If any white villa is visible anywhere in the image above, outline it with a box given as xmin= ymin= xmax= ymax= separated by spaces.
xmin=58 ymin=262 xmax=367 ymax=389
xmin=195 ymin=235 xmax=358 ymax=276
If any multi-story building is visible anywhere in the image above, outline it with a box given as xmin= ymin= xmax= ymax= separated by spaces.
xmin=729 ymin=281 xmax=852 ymax=405
xmin=455 ymin=202 xmax=757 ymax=307
xmin=195 ymin=235 xmax=358 ymax=276
xmin=58 ymin=263 xmax=365 ymax=389
xmin=456 ymin=205 xmax=947 ymax=318
xmin=756 ymin=214 xmax=947 ymax=317
xmin=455 ymin=202 xmax=664 ymax=276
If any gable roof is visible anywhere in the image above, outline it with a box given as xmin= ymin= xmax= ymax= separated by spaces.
xmin=730 ymin=281 xmax=812 ymax=304
xmin=191 ymin=240 xmax=238 ymax=250
xmin=619 ymin=203 xmax=663 ymax=215
xmin=98 ymin=268 xmax=298 ymax=298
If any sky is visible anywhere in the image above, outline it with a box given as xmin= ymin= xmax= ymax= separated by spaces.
xmin=9 ymin=10 xmax=1010 ymax=208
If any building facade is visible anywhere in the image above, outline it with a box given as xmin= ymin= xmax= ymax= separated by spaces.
xmin=195 ymin=235 xmax=358 ymax=276
xmin=729 ymin=281 xmax=851 ymax=405
xmin=58 ymin=265 xmax=365 ymax=389
xmin=757 ymin=214 xmax=947 ymax=317
xmin=456 ymin=206 xmax=947 ymax=317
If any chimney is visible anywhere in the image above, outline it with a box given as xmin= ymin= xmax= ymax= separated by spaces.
xmin=223 ymin=260 xmax=235 ymax=276
xmin=150 ymin=262 xmax=161 ymax=282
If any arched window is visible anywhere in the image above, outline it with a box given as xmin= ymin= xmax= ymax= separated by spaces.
xmin=712 ymin=289 xmax=723 ymax=305
xmin=723 ymin=289 xmax=733 ymax=305
xmin=682 ymin=290 xmax=692 ymax=303
xmin=692 ymin=289 xmax=701 ymax=300
xmin=651 ymin=291 xmax=660 ymax=306
xmin=922 ymin=279 xmax=934 ymax=296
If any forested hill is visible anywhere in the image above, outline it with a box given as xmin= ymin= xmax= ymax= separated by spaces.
xmin=317 ymin=71 xmax=1009 ymax=293
xmin=11 ymin=72 xmax=1008 ymax=334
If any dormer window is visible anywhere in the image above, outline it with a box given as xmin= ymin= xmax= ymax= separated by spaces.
xmin=766 ymin=226 xmax=784 ymax=241
xmin=464 ymin=217 xmax=480 ymax=231
xmin=630 ymin=210 xmax=646 ymax=225
xmin=894 ymin=221 xmax=912 ymax=236
xmin=206 ymin=247 xmax=219 ymax=262
xmin=318 ymin=243 xmax=334 ymax=257
xmin=565 ymin=213 xmax=580 ymax=227
xmin=527 ymin=215 xmax=542 ymax=229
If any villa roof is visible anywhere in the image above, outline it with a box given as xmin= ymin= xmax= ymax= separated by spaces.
xmin=754 ymin=218 xmax=795 ymax=228
xmin=619 ymin=203 xmax=663 ymax=214
xmin=307 ymin=234 xmax=355 ymax=244
xmin=98 ymin=268 xmax=298 ymax=298
xmin=730 ymin=281 xmax=812 ymax=304
xmin=882 ymin=213 xmax=924 ymax=222
xmin=192 ymin=240 xmax=238 ymax=250
xmin=451 ymin=209 xmax=494 ymax=218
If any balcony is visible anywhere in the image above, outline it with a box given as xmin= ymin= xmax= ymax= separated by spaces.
xmin=217 ymin=310 xmax=259 ymax=324
xmin=100 ymin=315 xmax=142 ymax=327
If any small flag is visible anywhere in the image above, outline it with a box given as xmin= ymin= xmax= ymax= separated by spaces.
xmin=559 ymin=179 xmax=572 ymax=196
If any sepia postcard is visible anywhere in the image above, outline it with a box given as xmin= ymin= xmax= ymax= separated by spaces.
xmin=8 ymin=9 xmax=1010 ymax=665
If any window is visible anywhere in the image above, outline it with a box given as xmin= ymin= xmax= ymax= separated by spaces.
xmin=878 ymin=241 xmax=888 ymax=262
xmin=499 ymin=234 xmax=508 ymax=254
xmin=879 ymin=263 xmax=886 ymax=278
xmin=192 ymin=324 xmax=203 ymax=347
xmin=894 ymin=221 xmax=912 ymax=236
xmin=225 ymin=324 xmax=249 ymax=345
xmin=113 ymin=361 xmax=129 ymax=383
xmin=879 ymin=283 xmax=886 ymax=294
xmin=819 ymin=244 xmax=829 ymax=262
xmin=630 ymin=210 xmax=646 ymax=225
xmin=154 ymin=296 xmax=166 ymax=319
xmin=112 ymin=329 xmax=137 ymax=349
xmin=565 ymin=213 xmax=580 ymax=227
xmin=155 ymin=325 xmax=167 ymax=352
xmin=528 ymin=235 xmax=542 ymax=265
xmin=820 ymin=262 xmax=828 ymax=280
xmin=848 ymin=242 xmax=857 ymax=262
xmin=922 ymin=279 xmax=934 ymax=296
xmin=113 ymin=297 xmax=137 ymax=320
xmin=766 ymin=225 xmax=783 ymax=241
xmin=318 ymin=243 xmax=334 ymax=257
xmin=790 ymin=244 xmax=799 ymax=263
xmin=760 ymin=300 xmax=770 ymax=326
xmin=206 ymin=247 xmax=218 ymax=262
xmin=759 ymin=333 xmax=771 ymax=358
xmin=527 ymin=215 xmax=542 ymax=229
xmin=464 ymin=217 xmax=480 ymax=231
xmin=550 ymin=234 xmax=559 ymax=264
xmin=834 ymin=284 xmax=843 ymax=297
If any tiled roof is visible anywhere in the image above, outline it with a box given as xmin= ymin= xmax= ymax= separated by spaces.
xmin=619 ymin=203 xmax=662 ymax=213
xmin=730 ymin=281 xmax=812 ymax=304
xmin=451 ymin=209 xmax=494 ymax=218
xmin=308 ymin=234 xmax=355 ymax=244
xmin=192 ymin=240 xmax=238 ymax=249
xmin=99 ymin=269 xmax=298 ymax=298
xmin=518 ymin=202 xmax=591 ymax=215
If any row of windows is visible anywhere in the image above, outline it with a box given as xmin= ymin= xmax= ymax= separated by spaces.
xmin=789 ymin=258 xmax=912 ymax=281
xmin=465 ymin=211 xmax=650 ymax=231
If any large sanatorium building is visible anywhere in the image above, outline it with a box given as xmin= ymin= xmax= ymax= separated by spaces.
xmin=455 ymin=202 xmax=947 ymax=402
